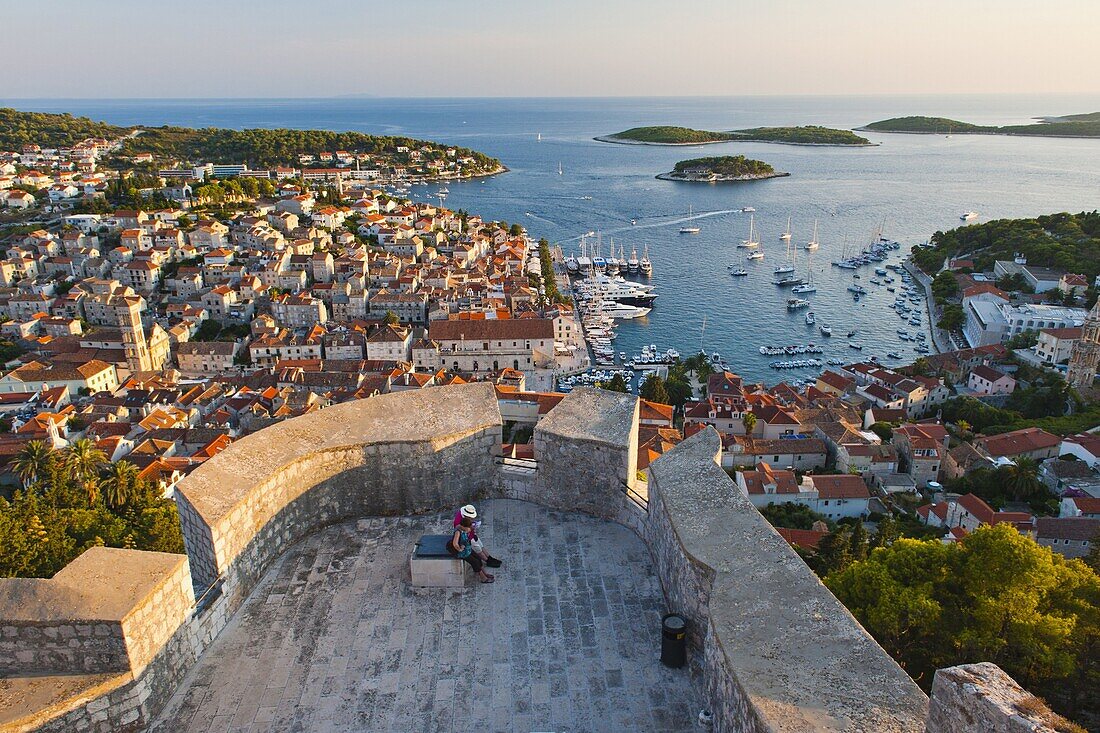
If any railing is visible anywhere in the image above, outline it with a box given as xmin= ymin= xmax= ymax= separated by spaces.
xmin=623 ymin=480 xmax=649 ymax=512
xmin=496 ymin=456 xmax=538 ymax=470
xmin=193 ymin=576 xmax=225 ymax=617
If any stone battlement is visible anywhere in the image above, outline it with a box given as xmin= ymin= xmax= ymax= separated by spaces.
xmin=0 ymin=385 xmax=1046 ymax=732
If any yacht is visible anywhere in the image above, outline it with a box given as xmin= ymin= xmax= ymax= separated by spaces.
xmin=639 ymin=245 xmax=653 ymax=276
xmin=960 ymin=211 xmax=979 ymax=221
xmin=596 ymin=300 xmax=651 ymax=320
xmin=565 ymin=254 xmax=579 ymax=273
xmin=741 ymin=206 xmax=755 ymax=212
xmin=848 ymin=284 xmax=868 ymax=295
xmin=592 ymin=256 xmax=607 ymax=272
xmin=787 ymin=298 xmax=810 ymax=310
xmin=805 ymin=311 xmax=816 ymax=325
xmin=791 ymin=281 xmax=816 ymax=293
xmin=748 ymin=250 xmax=764 ymax=261
xmin=730 ymin=267 xmax=748 ymax=277
xmin=805 ymin=219 xmax=820 ymax=251
xmin=780 ymin=216 xmax=792 ymax=242
xmin=774 ymin=263 xmax=795 ymax=275
xmin=819 ymin=324 xmax=832 ymax=337
xmin=773 ymin=275 xmax=803 ymax=286
xmin=574 ymin=274 xmax=657 ymax=307
xmin=627 ymin=246 xmax=640 ymax=273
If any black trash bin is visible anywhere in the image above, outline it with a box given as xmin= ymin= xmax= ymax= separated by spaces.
xmin=660 ymin=613 xmax=687 ymax=668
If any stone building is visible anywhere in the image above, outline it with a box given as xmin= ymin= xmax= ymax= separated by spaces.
xmin=1067 ymin=298 xmax=1100 ymax=389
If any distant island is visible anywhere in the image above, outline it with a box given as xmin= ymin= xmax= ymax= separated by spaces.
xmin=0 ymin=107 xmax=503 ymax=177
xmin=861 ymin=113 xmax=1100 ymax=139
xmin=596 ymin=125 xmax=872 ymax=146
xmin=657 ymin=155 xmax=788 ymax=182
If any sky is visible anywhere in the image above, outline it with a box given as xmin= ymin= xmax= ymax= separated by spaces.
xmin=6 ymin=0 xmax=1100 ymax=98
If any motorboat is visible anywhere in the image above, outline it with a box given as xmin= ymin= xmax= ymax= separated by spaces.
xmin=960 ymin=211 xmax=979 ymax=221
xmin=819 ymin=324 xmax=832 ymax=337
xmin=639 ymin=244 xmax=653 ymax=276
xmin=787 ymin=298 xmax=811 ymax=310
xmin=627 ymin=247 xmax=640 ymax=273
xmin=805 ymin=311 xmax=816 ymax=325
xmin=748 ymin=250 xmax=764 ymax=260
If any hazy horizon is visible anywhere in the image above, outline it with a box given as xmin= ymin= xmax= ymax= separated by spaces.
xmin=7 ymin=0 xmax=1100 ymax=99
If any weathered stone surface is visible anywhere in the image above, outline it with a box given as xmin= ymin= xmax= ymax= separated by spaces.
xmin=646 ymin=427 xmax=929 ymax=733
xmin=148 ymin=501 xmax=701 ymax=733
xmin=926 ymin=663 xmax=1066 ymax=733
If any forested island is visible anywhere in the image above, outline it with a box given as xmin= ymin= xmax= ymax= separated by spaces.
xmin=596 ymin=125 xmax=871 ymax=146
xmin=862 ymin=113 xmax=1100 ymax=138
xmin=0 ymin=107 xmax=502 ymax=174
xmin=657 ymin=155 xmax=787 ymax=182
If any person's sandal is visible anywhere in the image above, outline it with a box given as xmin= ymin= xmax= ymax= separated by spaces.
xmin=480 ymin=575 xmax=495 ymax=583
xmin=486 ymin=557 xmax=502 ymax=568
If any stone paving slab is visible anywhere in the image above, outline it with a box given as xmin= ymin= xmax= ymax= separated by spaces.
xmin=150 ymin=499 xmax=701 ymax=733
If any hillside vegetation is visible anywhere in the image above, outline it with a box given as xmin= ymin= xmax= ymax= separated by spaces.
xmin=0 ymin=107 xmax=500 ymax=170
xmin=730 ymin=126 xmax=870 ymax=145
xmin=910 ymin=211 xmax=1100 ymax=279
xmin=0 ymin=108 xmax=127 ymax=148
xmin=865 ymin=114 xmax=1100 ymax=138
xmin=672 ymin=155 xmax=775 ymax=177
xmin=604 ymin=125 xmax=869 ymax=145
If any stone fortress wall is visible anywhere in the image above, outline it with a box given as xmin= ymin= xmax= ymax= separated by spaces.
xmin=0 ymin=384 xmax=1058 ymax=732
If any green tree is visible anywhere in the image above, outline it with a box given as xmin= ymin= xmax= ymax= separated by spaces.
xmin=1005 ymin=329 xmax=1039 ymax=350
xmin=1003 ymin=458 xmax=1042 ymax=502
xmin=11 ymin=440 xmax=55 ymax=489
xmin=938 ymin=304 xmax=964 ymax=331
xmin=813 ymin=525 xmax=853 ymax=576
xmin=64 ymin=439 xmax=107 ymax=506
xmin=382 ymin=310 xmax=400 ymax=326
xmin=598 ymin=374 xmax=629 ymax=393
xmin=101 ymin=461 xmax=140 ymax=510
xmin=742 ymin=412 xmax=758 ymax=435
xmin=868 ymin=422 xmax=894 ymax=442
xmin=826 ymin=525 xmax=1100 ymax=722
xmin=849 ymin=521 xmax=869 ymax=562
xmin=639 ymin=373 xmax=670 ymax=404
xmin=663 ymin=375 xmax=694 ymax=410
xmin=871 ymin=514 xmax=901 ymax=548
xmin=931 ymin=271 xmax=960 ymax=301
xmin=759 ymin=502 xmax=832 ymax=531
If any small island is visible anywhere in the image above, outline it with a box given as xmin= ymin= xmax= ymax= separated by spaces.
xmin=861 ymin=113 xmax=1100 ymax=138
xmin=657 ymin=155 xmax=788 ymax=182
xmin=596 ymin=125 xmax=872 ymax=146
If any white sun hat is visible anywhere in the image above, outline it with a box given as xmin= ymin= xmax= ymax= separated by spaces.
xmin=460 ymin=504 xmax=478 ymax=519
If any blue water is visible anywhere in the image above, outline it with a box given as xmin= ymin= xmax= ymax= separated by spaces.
xmin=8 ymin=96 xmax=1100 ymax=382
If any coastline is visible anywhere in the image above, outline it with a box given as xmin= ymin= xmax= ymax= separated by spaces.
xmin=594 ymin=135 xmax=876 ymax=148
xmin=656 ymin=171 xmax=789 ymax=182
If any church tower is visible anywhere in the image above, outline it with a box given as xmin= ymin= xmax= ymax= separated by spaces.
xmin=1067 ymin=299 xmax=1100 ymax=389
xmin=115 ymin=295 xmax=151 ymax=373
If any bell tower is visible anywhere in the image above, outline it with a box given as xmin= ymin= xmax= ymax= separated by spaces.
xmin=1067 ymin=299 xmax=1100 ymax=389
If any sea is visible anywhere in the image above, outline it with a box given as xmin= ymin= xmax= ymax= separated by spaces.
xmin=8 ymin=95 xmax=1100 ymax=384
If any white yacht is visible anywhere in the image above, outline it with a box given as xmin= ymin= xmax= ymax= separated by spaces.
xmin=597 ymin=300 xmax=652 ymax=320
xmin=819 ymin=324 xmax=832 ymax=337
xmin=780 ymin=216 xmax=792 ymax=242
xmin=627 ymin=246 xmax=640 ymax=273
xmin=791 ymin=281 xmax=816 ymax=294
xmin=679 ymin=205 xmax=700 ymax=233
xmin=960 ymin=211 xmax=979 ymax=221
xmin=805 ymin=311 xmax=816 ymax=325
xmin=805 ymin=219 xmax=820 ymax=251
xmin=565 ymin=254 xmax=579 ymax=273
xmin=787 ymin=298 xmax=810 ymax=310
xmin=639 ymin=245 xmax=653 ymax=276
xmin=773 ymin=263 xmax=795 ymax=275
xmin=748 ymin=250 xmax=764 ymax=261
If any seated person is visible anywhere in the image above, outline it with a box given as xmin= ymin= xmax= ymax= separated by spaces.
xmin=453 ymin=504 xmax=502 ymax=568
xmin=448 ymin=516 xmax=495 ymax=584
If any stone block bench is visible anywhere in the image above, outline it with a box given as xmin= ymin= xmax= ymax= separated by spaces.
xmin=410 ymin=534 xmax=469 ymax=588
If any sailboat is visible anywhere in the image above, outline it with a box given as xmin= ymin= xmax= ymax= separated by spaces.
xmin=805 ymin=219 xmax=820 ymax=251
xmin=780 ymin=216 xmax=792 ymax=242
xmin=537 ymin=132 xmax=542 ymax=142
xmin=679 ymin=204 xmax=701 ymax=234
xmin=737 ymin=214 xmax=760 ymax=248
xmin=774 ymin=226 xmax=795 ymax=275
xmin=558 ymin=161 xmax=563 ymax=175
xmin=791 ymin=248 xmax=817 ymax=293
xmin=730 ymin=251 xmax=748 ymax=276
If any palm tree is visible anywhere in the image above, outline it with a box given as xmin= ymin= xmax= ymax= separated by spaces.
xmin=742 ymin=412 xmax=758 ymax=436
xmin=64 ymin=439 xmax=107 ymax=505
xmin=101 ymin=461 xmax=140 ymax=509
xmin=11 ymin=440 xmax=55 ymax=490
xmin=1003 ymin=458 xmax=1041 ymax=502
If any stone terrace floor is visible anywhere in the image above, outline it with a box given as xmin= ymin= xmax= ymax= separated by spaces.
xmin=150 ymin=499 xmax=702 ymax=733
